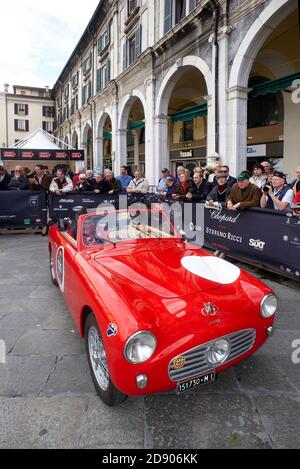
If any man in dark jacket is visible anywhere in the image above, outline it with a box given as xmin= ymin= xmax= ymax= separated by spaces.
xmin=0 ymin=165 xmax=11 ymax=190
xmin=92 ymin=173 xmax=111 ymax=194
xmin=186 ymin=171 xmax=211 ymax=201
xmin=8 ymin=166 xmax=28 ymax=190
xmin=212 ymin=165 xmax=236 ymax=188
xmin=27 ymin=165 xmax=52 ymax=191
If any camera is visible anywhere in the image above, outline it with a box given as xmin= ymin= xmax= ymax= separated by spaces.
xmin=263 ymin=186 xmax=270 ymax=193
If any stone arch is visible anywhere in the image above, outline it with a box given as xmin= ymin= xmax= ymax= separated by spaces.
xmin=81 ymin=121 xmax=92 ymax=144
xmin=155 ymin=55 xmax=212 ymax=116
xmin=118 ymin=89 xmax=147 ymax=130
xmin=96 ymin=110 xmax=113 ymax=135
xmin=229 ymin=0 xmax=297 ymax=88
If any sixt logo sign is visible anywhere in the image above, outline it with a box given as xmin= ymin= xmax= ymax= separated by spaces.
xmin=291 ymin=79 xmax=300 ymax=104
xmin=249 ymin=239 xmax=266 ymax=251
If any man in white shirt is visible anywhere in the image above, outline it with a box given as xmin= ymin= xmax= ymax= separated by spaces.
xmin=50 ymin=168 xmax=73 ymax=195
xmin=126 ymin=169 xmax=149 ymax=194
xmin=260 ymin=171 xmax=294 ymax=210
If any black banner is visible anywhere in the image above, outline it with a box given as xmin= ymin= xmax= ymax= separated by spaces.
xmin=48 ymin=193 xmax=300 ymax=281
xmin=203 ymin=206 xmax=300 ymax=281
xmin=0 ymin=148 xmax=84 ymax=162
xmin=49 ymin=193 xmax=120 ymax=221
xmin=0 ymin=191 xmax=48 ymax=229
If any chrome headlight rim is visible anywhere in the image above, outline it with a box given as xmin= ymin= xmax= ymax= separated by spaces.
xmin=124 ymin=331 xmax=157 ymax=364
xmin=206 ymin=338 xmax=231 ymax=366
xmin=260 ymin=294 xmax=277 ymax=319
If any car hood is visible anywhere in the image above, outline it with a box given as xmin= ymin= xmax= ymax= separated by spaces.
xmin=91 ymin=239 xmax=235 ymax=299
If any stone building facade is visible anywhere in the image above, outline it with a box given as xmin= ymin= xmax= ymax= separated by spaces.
xmin=52 ymin=0 xmax=300 ymax=183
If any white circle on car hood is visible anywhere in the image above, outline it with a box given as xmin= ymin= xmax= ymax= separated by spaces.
xmin=181 ymin=256 xmax=241 ymax=284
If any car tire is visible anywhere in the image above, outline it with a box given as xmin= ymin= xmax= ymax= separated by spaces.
xmin=49 ymin=249 xmax=58 ymax=287
xmin=85 ymin=313 xmax=127 ymax=406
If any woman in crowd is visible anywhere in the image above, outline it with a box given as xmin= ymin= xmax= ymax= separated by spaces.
xmin=172 ymin=173 xmax=193 ymax=200
xmin=249 ymin=164 xmax=267 ymax=189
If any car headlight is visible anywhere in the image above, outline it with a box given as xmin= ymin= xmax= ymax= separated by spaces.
xmin=124 ymin=331 xmax=157 ymax=364
xmin=260 ymin=294 xmax=277 ymax=318
xmin=207 ymin=339 xmax=230 ymax=366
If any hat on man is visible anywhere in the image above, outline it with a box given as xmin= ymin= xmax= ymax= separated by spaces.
xmin=237 ymin=172 xmax=250 ymax=182
xmin=273 ymin=171 xmax=286 ymax=181
xmin=166 ymin=176 xmax=174 ymax=182
xmin=161 ymin=168 xmax=169 ymax=173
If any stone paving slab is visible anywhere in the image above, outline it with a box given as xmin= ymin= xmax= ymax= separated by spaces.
xmin=0 ymin=397 xmax=88 ymax=449
xmin=42 ymin=355 xmax=96 ymax=397
xmin=144 ymin=393 xmax=272 ymax=449
xmin=253 ymin=395 xmax=300 ymax=449
xmin=0 ymin=356 xmax=57 ymax=397
xmin=77 ymin=396 xmax=145 ymax=449
xmin=11 ymin=329 xmax=85 ymax=357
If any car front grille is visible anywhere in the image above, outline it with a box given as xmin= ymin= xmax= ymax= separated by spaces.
xmin=168 ymin=329 xmax=256 ymax=382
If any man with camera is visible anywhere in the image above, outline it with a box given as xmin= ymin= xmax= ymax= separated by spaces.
xmin=260 ymin=171 xmax=294 ymax=211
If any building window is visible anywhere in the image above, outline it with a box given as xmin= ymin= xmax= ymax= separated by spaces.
xmin=63 ymin=106 xmax=69 ymax=122
xmin=42 ymin=106 xmax=54 ymax=118
xmin=14 ymin=104 xmax=28 ymax=115
xmin=71 ymin=96 xmax=78 ymax=115
xmin=82 ymin=81 xmax=91 ymax=105
xmin=124 ymin=25 xmax=142 ymax=69
xmin=96 ymin=61 xmax=111 ymax=93
xmin=98 ymin=29 xmax=110 ymax=54
xmin=183 ymin=120 xmax=193 ymax=141
xmin=72 ymin=71 xmax=79 ymax=89
xmin=128 ymin=0 xmax=137 ymax=15
xmin=15 ymin=119 xmax=29 ymax=132
xmin=83 ymin=54 xmax=92 ymax=74
xmin=164 ymin=0 xmax=196 ymax=33
xmin=248 ymin=76 xmax=284 ymax=128
xmin=42 ymin=121 xmax=54 ymax=133
xmin=64 ymin=85 xmax=69 ymax=99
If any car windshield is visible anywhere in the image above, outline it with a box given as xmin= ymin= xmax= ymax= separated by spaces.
xmin=82 ymin=210 xmax=177 ymax=247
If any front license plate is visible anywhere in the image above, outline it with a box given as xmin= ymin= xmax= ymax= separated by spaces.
xmin=177 ymin=372 xmax=216 ymax=393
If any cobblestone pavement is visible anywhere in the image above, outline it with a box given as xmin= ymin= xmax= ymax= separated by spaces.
xmin=0 ymin=233 xmax=299 ymax=449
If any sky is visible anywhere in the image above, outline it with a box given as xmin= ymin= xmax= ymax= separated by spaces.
xmin=0 ymin=0 xmax=100 ymax=92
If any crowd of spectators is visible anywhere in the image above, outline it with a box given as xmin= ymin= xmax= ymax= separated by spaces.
xmin=0 ymin=161 xmax=299 ymax=212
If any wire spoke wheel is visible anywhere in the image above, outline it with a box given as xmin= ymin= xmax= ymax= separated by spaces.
xmin=88 ymin=326 xmax=109 ymax=391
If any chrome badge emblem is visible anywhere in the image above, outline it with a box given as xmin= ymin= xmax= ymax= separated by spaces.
xmin=201 ymin=303 xmax=219 ymax=317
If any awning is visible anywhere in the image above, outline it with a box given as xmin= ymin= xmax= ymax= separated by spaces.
xmin=171 ymin=103 xmax=208 ymax=122
xmin=128 ymin=120 xmax=145 ymax=131
xmin=104 ymin=131 xmax=112 ymax=141
xmin=250 ymin=72 xmax=300 ymax=97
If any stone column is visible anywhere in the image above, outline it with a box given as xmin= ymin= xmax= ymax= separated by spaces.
xmin=226 ymin=86 xmax=250 ymax=177
xmin=133 ymin=131 xmax=139 ymax=168
xmin=115 ymin=129 xmax=127 ymax=174
xmin=95 ymin=136 xmax=104 ymax=171
xmin=152 ymin=115 xmax=169 ymax=186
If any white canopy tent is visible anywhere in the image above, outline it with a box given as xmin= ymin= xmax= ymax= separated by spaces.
xmin=13 ymin=129 xmax=76 ymax=150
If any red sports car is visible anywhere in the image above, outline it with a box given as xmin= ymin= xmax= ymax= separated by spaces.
xmin=48 ymin=207 xmax=277 ymax=406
